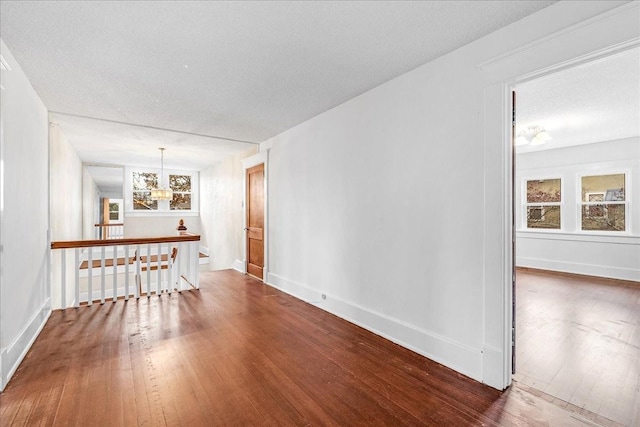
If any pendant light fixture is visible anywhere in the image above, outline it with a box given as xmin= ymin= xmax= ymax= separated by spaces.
xmin=150 ymin=147 xmax=173 ymax=201
xmin=515 ymin=125 xmax=552 ymax=147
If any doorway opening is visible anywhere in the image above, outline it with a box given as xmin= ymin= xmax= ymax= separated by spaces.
xmin=511 ymin=47 xmax=639 ymax=426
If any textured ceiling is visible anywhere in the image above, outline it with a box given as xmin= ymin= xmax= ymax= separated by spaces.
xmin=1 ymin=0 xmax=556 ymax=173
xmin=515 ymin=47 xmax=640 ymax=154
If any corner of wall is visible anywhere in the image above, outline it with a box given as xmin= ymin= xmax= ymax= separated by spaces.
xmin=232 ymin=259 xmax=246 ymax=274
xmin=0 ymin=300 xmax=51 ymax=391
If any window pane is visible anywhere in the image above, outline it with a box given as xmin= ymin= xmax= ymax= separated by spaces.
xmin=527 ymin=179 xmax=561 ymax=203
xmin=170 ymin=193 xmax=191 ymax=210
xmin=133 ymin=172 xmax=158 ymax=191
xmin=170 ymin=175 xmax=191 ymax=192
xmin=582 ymin=204 xmax=625 ymax=231
xmin=109 ymin=212 xmax=119 ymax=220
xmin=133 ymin=192 xmax=158 ymax=210
xmin=109 ymin=202 xmax=119 ymax=212
xmin=581 ymin=174 xmax=625 ymax=202
xmin=527 ymin=205 xmax=560 ymax=229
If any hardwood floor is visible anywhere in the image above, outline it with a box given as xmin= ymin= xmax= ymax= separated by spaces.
xmin=514 ymin=268 xmax=640 ymax=426
xmin=0 ymin=270 xmax=630 ymax=426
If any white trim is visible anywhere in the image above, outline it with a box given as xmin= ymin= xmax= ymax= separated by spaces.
xmin=0 ymin=57 xmax=4 ymax=388
xmin=267 ymin=272 xmax=482 ymax=381
xmin=0 ymin=299 xmax=51 ymax=391
xmin=516 ymin=230 xmax=640 ymax=245
xmin=242 ymin=150 xmax=269 ymax=282
xmin=516 ymin=256 xmax=640 ymax=283
xmin=232 ymin=259 xmax=246 ymax=274
xmin=482 ymin=82 xmax=513 ymax=390
xmin=477 ymin=2 xmax=640 ymax=73
xmin=0 ymin=54 xmax=11 ymax=72
xmin=484 ymin=1 xmax=640 ymax=391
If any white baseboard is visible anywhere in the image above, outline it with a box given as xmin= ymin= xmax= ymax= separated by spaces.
xmin=1 ymin=298 xmax=51 ymax=391
xmin=232 ymin=259 xmax=246 ymax=274
xmin=516 ymin=256 xmax=640 ymax=282
xmin=482 ymin=345 xmax=507 ymax=390
xmin=266 ymin=272 xmax=482 ymax=383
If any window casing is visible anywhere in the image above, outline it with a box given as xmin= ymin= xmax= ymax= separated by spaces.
xmin=524 ymin=178 xmax=562 ymax=230
xmin=125 ymin=167 xmax=199 ymax=215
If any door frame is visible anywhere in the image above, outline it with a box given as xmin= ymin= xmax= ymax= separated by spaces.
xmin=241 ymin=150 xmax=269 ymax=282
xmin=480 ymin=2 xmax=639 ymax=390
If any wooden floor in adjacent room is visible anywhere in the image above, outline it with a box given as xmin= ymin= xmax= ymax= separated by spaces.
xmin=0 ymin=270 xmax=631 ymax=426
xmin=514 ymin=268 xmax=640 ymax=427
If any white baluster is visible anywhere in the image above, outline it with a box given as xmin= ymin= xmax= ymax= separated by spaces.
xmin=61 ymin=249 xmax=66 ymax=309
xmin=112 ymin=244 xmax=118 ymax=303
xmin=194 ymin=241 xmax=200 ymax=289
xmin=124 ymin=245 xmax=130 ymax=301
xmin=186 ymin=242 xmax=192 ymax=288
xmin=146 ymin=243 xmax=151 ymax=297
xmin=157 ymin=243 xmax=162 ymax=296
xmin=176 ymin=242 xmax=182 ymax=292
xmin=135 ymin=244 xmax=141 ymax=299
xmin=75 ymin=248 xmax=80 ymax=308
xmin=167 ymin=243 xmax=172 ymax=295
xmin=100 ymin=246 xmax=106 ymax=304
xmin=87 ymin=249 xmax=93 ymax=306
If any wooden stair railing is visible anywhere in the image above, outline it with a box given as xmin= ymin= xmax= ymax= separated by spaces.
xmin=135 ymin=247 xmax=179 ymax=297
xmin=51 ymin=234 xmax=201 ymax=309
xmin=94 ymin=223 xmax=124 ymax=240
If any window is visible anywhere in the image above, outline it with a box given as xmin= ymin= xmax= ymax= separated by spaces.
xmin=580 ymin=173 xmax=626 ymax=232
xmin=132 ymin=172 xmax=159 ymax=210
xmin=125 ymin=168 xmax=198 ymax=215
xmin=170 ymin=174 xmax=191 ymax=210
xmin=109 ymin=200 xmax=123 ymax=222
xmin=525 ymin=178 xmax=561 ymax=229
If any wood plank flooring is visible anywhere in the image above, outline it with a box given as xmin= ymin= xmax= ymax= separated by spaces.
xmin=0 ymin=269 xmax=629 ymax=426
xmin=514 ymin=268 xmax=640 ymax=426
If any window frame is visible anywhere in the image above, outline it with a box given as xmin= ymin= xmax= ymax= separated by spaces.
xmin=131 ymin=171 xmax=160 ymax=212
xmin=522 ymin=175 xmax=563 ymax=231
xmin=577 ymin=170 xmax=630 ymax=234
xmin=108 ymin=199 xmax=124 ymax=223
xmin=125 ymin=166 xmax=199 ymax=216
xmin=168 ymin=173 xmax=194 ymax=211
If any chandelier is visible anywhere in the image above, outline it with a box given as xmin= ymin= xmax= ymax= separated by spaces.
xmin=150 ymin=148 xmax=173 ymax=201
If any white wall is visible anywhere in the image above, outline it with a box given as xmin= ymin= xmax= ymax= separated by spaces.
xmin=0 ymin=39 xmax=50 ymax=391
xmin=516 ymin=138 xmax=640 ymax=281
xmin=50 ymin=125 xmax=83 ymax=308
xmin=200 ymin=147 xmax=257 ymax=270
xmin=82 ymin=166 xmax=99 ymax=239
xmin=260 ymin=1 xmax=637 ymax=389
xmin=123 ymin=216 xmax=201 ymax=238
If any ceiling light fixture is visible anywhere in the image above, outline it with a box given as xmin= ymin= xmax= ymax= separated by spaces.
xmin=515 ymin=125 xmax=552 ymax=147
xmin=150 ymin=148 xmax=173 ymax=201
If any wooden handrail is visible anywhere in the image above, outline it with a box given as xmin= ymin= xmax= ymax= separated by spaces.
xmin=51 ymin=234 xmax=200 ymax=250
xmin=94 ymin=223 xmax=124 ymax=227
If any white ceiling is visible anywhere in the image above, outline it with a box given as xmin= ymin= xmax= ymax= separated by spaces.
xmin=1 ymin=0 xmax=557 ymax=173
xmin=515 ymin=46 xmax=640 ymax=154
xmin=84 ymin=165 xmax=124 ymax=194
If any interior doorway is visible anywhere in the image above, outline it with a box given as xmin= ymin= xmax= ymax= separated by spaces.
xmin=511 ymin=47 xmax=640 ymax=426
